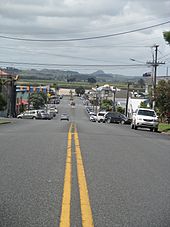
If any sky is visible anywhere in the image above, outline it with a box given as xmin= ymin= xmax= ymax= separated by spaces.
xmin=0 ymin=0 xmax=170 ymax=77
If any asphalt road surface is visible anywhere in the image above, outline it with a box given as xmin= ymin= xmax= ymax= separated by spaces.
xmin=0 ymin=96 xmax=170 ymax=227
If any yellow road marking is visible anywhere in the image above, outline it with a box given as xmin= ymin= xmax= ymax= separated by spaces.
xmin=59 ymin=124 xmax=72 ymax=227
xmin=74 ymin=125 xmax=94 ymax=227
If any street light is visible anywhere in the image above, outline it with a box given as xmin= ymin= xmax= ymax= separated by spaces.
xmin=129 ymin=58 xmax=146 ymax=64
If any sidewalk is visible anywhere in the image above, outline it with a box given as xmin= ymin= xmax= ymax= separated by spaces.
xmin=0 ymin=118 xmax=11 ymax=125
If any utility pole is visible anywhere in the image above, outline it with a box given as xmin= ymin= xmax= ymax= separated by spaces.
xmin=125 ymin=83 xmax=130 ymax=117
xmin=147 ymin=44 xmax=165 ymax=109
xmin=112 ymin=88 xmax=116 ymax=112
xmin=28 ymin=83 xmax=30 ymax=110
xmin=95 ymin=92 xmax=98 ymax=114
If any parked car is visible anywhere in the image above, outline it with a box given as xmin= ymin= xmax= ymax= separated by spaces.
xmin=17 ymin=109 xmax=52 ymax=120
xmin=103 ymin=112 xmax=131 ymax=124
xmin=36 ymin=110 xmax=52 ymax=120
xmin=89 ymin=114 xmax=97 ymax=122
xmin=89 ymin=111 xmax=96 ymax=116
xmin=48 ymin=108 xmax=58 ymax=117
xmin=60 ymin=113 xmax=69 ymax=121
xmin=97 ymin=111 xmax=107 ymax=122
xmin=86 ymin=106 xmax=93 ymax=113
xmin=17 ymin=110 xmax=39 ymax=119
xmin=55 ymin=99 xmax=60 ymax=104
xmin=131 ymin=108 xmax=159 ymax=131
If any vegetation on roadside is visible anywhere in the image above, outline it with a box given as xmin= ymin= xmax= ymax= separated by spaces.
xmin=100 ymin=99 xmax=113 ymax=111
xmin=0 ymin=79 xmax=7 ymax=111
xmin=0 ymin=119 xmax=11 ymax=124
xmin=155 ymin=80 xmax=170 ymax=122
xmin=158 ymin=123 xmax=170 ymax=133
xmin=75 ymin=86 xmax=85 ymax=96
xmin=29 ymin=92 xmax=47 ymax=109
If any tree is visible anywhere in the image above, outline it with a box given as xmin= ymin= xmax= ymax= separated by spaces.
xmin=0 ymin=79 xmax=7 ymax=111
xmin=0 ymin=79 xmax=2 ymax=92
xmin=163 ymin=31 xmax=170 ymax=45
xmin=139 ymin=101 xmax=147 ymax=108
xmin=137 ymin=78 xmax=145 ymax=88
xmin=29 ymin=92 xmax=46 ymax=109
xmin=53 ymin=83 xmax=60 ymax=92
xmin=100 ymin=99 xmax=112 ymax=111
xmin=117 ymin=106 xmax=125 ymax=114
xmin=67 ymin=77 xmax=76 ymax=82
xmin=75 ymin=86 xmax=85 ymax=96
xmin=0 ymin=94 xmax=7 ymax=111
xmin=155 ymin=80 xmax=170 ymax=121
xmin=88 ymin=77 xmax=96 ymax=83
xmin=39 ymin=92 xmax=47 ymax=104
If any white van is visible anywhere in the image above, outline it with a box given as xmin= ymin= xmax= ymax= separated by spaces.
xmin=97 ymin=111 xmax=107 ymax=123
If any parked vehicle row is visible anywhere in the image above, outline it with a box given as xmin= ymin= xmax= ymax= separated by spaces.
xmin=85 ymin=106 xmax=159 ymax=132
xmin=16 ymin=102 xmax=59 ymax=120
xmin=85 ymin=107 xmax=131 ymax=125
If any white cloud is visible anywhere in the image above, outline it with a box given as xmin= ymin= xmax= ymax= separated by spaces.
xmin=0 ymin=0 xmax=170 ymax=76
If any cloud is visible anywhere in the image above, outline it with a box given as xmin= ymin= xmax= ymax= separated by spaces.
xmin=0 ymin=0 xmax=169 ymax=76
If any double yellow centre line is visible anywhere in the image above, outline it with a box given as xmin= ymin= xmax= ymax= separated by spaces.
xmin=59 ymin=123 xmax=94 ymax=227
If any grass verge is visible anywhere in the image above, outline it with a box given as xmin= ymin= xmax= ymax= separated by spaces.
xmin=159 ymin=123 xmax=170 ymax=133
xmin=0 ymin=119 xmax=11 ymax=124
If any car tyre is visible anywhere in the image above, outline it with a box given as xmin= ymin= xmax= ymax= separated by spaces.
xmin=134 ymin=124 xmax=138 ymax=130
xmin=120 ymin=120 xmax=125 ymax=124
xmin=131 ymin=123 xmax=134 ymax=129
xmin=107 ymin=119 xmax=111 ymax=124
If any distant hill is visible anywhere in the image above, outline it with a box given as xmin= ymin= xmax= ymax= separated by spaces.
xmin=91 ymin=70 xmax=140 ymax=82
xmin=2 ymin=67 xmax=141 ymax=83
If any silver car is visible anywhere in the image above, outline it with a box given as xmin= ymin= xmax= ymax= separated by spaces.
xmin=60 ymin=113 xmax=69 ymax=121
xmin=17 ymin=110 xmax=39 ymax=119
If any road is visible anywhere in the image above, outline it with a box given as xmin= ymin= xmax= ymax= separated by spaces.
xmin=0 ymin=96 xmax=170 ymax=227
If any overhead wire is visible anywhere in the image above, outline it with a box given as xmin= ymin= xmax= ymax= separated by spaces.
xmin=0 ymin=60 xmax=148 ymax=68
xmin=0 ymin=20 xmax=170 ymax=42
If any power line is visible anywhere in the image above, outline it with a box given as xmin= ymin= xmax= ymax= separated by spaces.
xmin=0 ymin=46 xmax=115 ymax=63
xmin=158 ymin=52 xmax=170 ymax=60
xmin=0 ymin=44 xmax=152 ymax=49
xmin=0 ymin=60 xmax=147 ymax=67
xmin=0 ymin=20 xmax=169 ymax=42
